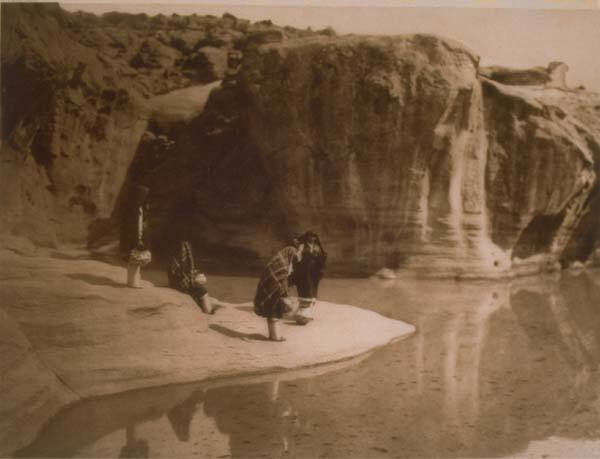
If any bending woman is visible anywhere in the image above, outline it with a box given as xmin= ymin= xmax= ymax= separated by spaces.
xmin=292 ymin=231 xmax=327 ymax=300
xmin=168 ymin=240 xmax=214 ymax=314
xmin=254 ymin=246 xmax=300 ymax=341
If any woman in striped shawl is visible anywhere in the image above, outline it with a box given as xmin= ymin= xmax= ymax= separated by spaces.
xmin=254 ymin=246 xmax=301 ymax=341
xmin=168 ymin=240 xmax=214 ymax=314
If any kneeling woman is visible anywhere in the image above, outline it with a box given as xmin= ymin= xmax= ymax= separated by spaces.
xmin=168 ymin=240 xmax=214 ymax=314
xmin=254 ymin=246 xmax=300 ymax=341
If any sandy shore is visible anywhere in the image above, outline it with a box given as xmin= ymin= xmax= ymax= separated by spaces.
xmin=0 ymin=242 xmax=414 ymax=455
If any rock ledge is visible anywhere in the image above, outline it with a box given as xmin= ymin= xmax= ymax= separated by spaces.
xmin=0 ymin=246 xmax=414 ymax=455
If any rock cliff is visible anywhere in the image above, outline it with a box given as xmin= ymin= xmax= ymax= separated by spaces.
xmin=2 ymin=3 xmax=599 ymax=277
xmin=0 ymin=3 xmax=323 ymax=248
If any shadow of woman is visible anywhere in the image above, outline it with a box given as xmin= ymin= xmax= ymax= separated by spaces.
xmin=209 ymin=324 xmax=268 ymax=341
xmin=66 ymin=273 xmax=126 ymax=288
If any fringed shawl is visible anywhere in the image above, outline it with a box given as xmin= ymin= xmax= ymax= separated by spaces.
xmin=254 ymin=246 xmax=297 ymax=319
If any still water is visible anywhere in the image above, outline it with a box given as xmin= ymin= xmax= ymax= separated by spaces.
xmin=16 ymin=269 xmax=600 ymax=458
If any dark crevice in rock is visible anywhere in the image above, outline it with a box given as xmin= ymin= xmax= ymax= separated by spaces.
xmin=512 ymin=212 xmax=566 ymax=260
xmin=560 ymin=135 xmax=600 ymax=266
xmin=559 ymin=184 xmax=600 ymax=267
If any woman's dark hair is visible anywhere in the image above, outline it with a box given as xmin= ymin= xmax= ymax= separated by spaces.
xmin=132 ymin=184 xmax=150 ymax=207
xmin=300 ymin=230 xmax=318 ymax=244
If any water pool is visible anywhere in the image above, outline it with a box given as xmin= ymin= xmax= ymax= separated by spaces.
xmin=16 ymin=269 xmax=600 ymax=458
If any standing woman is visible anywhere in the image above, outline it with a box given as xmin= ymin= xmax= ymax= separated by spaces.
xmin=254 ymin=246 xmax=300 ymax=341
xmin=119 ymin=184 xmax=150 ymax=260
xmin=168 ymin=240 xmax=214 ymax=314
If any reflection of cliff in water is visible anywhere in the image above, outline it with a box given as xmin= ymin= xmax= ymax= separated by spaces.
xmin=200 ymin=271 xmax=600 ymax=458
xmin=472 ymin=273 xmax=600 ymax=457
xmin=15 ymin=270 xmax=600 ymax=458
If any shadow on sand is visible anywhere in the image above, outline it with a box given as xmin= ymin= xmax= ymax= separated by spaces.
xmin=66 ymin=273 xmax=126 ymax=288
xmin=209 ymin=324 xmax=268 ymax=342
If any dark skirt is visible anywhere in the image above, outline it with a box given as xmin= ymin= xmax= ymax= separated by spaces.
xmin=253 ymin=246 xmax=298 ymax=319
xmin=189 ymin=285 xmax=209 ymax=306
xmin=167 ymin=241 xmax=208 ymax=309
xmin=254 ymin=297 xmax=288 ymax=320
xmin=291 ymin=254 xmax=324 ymax=298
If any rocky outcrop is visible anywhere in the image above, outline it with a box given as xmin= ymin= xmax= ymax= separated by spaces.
xmin=2 ymin=4 xmax=600 ymax=277
xmin=482 ymin=80 xmax=600 ymax=274
xmin=1 ymin=3 xmax=149 ymax=246
xmin=140 ymin=34 xmax=600 ymax=277
xmin=480 ymin=61 xmax=569 ymax=89
xmin=0 ymin=3 xmax=325 ymax=249
xmin=0 ymin=307 xmax=78 ymax=457
xmin=224 ymin=34 xmax=496 ymax=276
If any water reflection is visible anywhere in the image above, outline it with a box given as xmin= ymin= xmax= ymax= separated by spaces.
xmin=119 ymin=425 xmax=149 ymax=458
xmin=15 ymin=269 xmax=600 ymax=458
xmin=166 ymin=389 xmax=206 ymax=443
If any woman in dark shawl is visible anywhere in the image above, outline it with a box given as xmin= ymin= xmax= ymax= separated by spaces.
xmin=288 ymin=231 xmax=326 ymax=324
xmin=290 ymin=231 xmax=327 ymax=300
xmin=168 ymin=240 xmax=214 ymax=314
xmin=254 ymin=246 xmax=300 ymax=341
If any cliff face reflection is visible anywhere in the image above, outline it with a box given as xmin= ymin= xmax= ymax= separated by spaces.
xmin=17 ymin=270 xmax=600 ymax=458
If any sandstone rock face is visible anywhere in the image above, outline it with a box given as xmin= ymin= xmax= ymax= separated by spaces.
xmin=145 ymin=34 xmax=599 ymax=277
xmin=1 ymin=4 xmax=149 ymax=246
xmin=482 ymin=80 xmax=600 ymax=275
xmin=231 ymin=35 xmax=497 ymax=275
xmin=0 ymin=4 xmax=323 ymax=249
xmin=480 ymin=61 xmax=569 ymax=88
xmin=2 ymin=4 xmax=600 ymax=277
xmin=0 ymin=308 xmax=77 ymax=456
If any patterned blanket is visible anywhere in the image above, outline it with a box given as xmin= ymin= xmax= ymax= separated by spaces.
xmin=254 ymin=246 xmax=297 ymax=319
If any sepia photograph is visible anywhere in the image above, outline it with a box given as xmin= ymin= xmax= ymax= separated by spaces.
xmin=1 ymin=0 xmax=600 ymax=457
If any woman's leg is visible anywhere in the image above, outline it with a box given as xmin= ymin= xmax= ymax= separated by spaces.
xmin=267 ymin=317 xmax=285 ymax=341
xmin=190 ymin=286 xmax=216 ymax=314
xmin=199 ymin=293 xmax=214 ymax=314
xmin=294 ymin=297 xmax=315 ymax=325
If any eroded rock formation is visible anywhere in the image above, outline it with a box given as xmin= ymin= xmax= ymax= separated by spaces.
xmin=0 ymin=3 xmax=323 ymax=248
xmin=480 ymin=61 xmax=570 ymax=89
xmin=2 ymin=3 xmax=599 ymax=277
xmin=146 ymin=34 xmax=600 ymax=277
